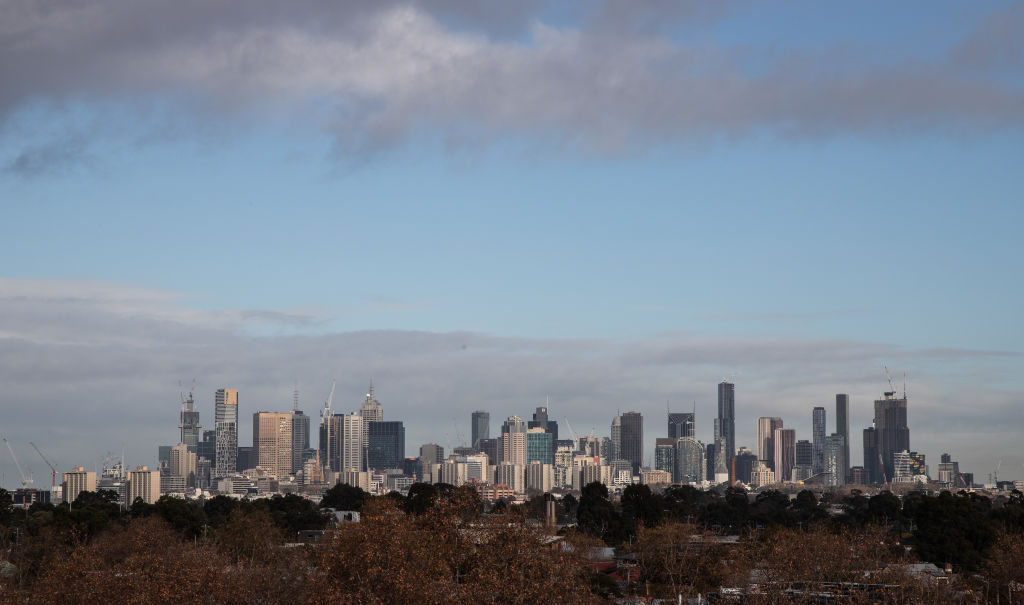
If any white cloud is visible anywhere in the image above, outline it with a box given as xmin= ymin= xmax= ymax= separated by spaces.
xmin=1 ymin=278 xmax=1020 ymax=487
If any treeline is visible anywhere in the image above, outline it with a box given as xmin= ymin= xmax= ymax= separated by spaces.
xmin=2 ymin=485 xmax=1023 ymax=603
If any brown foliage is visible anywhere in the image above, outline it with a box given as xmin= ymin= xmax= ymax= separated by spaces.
xmin=310 ymin=495 xmax=595 ymax=604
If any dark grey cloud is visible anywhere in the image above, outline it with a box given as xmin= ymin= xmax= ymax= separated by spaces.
xmin=0 ymin=1 xmax=1021 ymax=168
xmin=1 ymin=278 xmax=1021 ymax=487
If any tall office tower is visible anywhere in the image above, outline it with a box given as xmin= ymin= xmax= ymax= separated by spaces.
xmin=291 ymin=410 xmax=310 ymax=474
xmin=668 ymin=412 xmax=695 ymax=439
xmin=169 ymin=443 xmax=197 ymax=487
xmin=478 ymin=438 xmax=499 ymax=466
xmin=367 ymin=421 xmax=405 ymax=470
xmin=358 ymin=384 xmax=384 ymax=423
xmin=620 ymin=411 xmax=643 ymax=475
xmin=214 ymin=388 xmax=238 ymax=478
xmin=419 ymin=443 xmax=444 ymax=465
xmin=795 ymin=440 xmax=813 ymax=469
xmin=179 ymin=391 xmax=201 ymax=452
xmin=862 ymin=426 xmax=880 ymax=484
xmin=824 ymin=433 xmax=846 ymax=487
xmin=835 ymin=394 xmax=850 ymax=483
xmin=528 ymin=405 xmax=558 ymax=454
xmin=501 ymin=416 xmax=527 ymax=465
xmin=733 ymin=448 xmax=758 ymax=485
xmin=654 ymin=438 xmax=676 ymax=481
xmin=717 ymin=381 xmax=736 ymax=462
xmin=757 ymin=417 xmax=783 ymax=468
xmin=471 ymin=411 xmax=490 ymax=450
xmin=526 ymin=428 xmax=554 ymax=464
xmin=62 ymin=467 xmax=97 ymax=504
xmin=127 ymin=466 xmax=160 ymax=504
xmin=772 ymin=428 xmax=796 ymax=484
xmin=253 ymin=412 xmax=293 ymax=478
xmin=610 ymin=415 xmax=622 ymax=459
xmin=873 ymin=392 xmax=909 ymax=484
xmin=675 ymin=437 xmax=705 ymax=484
xmin=812 ymin=407 xmax=826 ymax=474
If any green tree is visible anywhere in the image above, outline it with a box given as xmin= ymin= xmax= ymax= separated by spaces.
xmin=576 ymin=482 xmax=619 ymax=544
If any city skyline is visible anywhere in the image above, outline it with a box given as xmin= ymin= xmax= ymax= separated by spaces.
xmin=2 ymin=2 xmax=1023 ymax=486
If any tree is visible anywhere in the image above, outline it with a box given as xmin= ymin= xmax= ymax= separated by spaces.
xmin=576 ymin=481 xmax=619 ymax=544
xmin=320 ymin=483 xmax=368 ymax=511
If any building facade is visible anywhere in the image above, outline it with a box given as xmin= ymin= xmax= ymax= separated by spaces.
xmin=717 ymin=381 xmax=736 ymax=463
xmin=253 ymin=411 xmax=293 ymax=478
xmin=214 ymin=388 xmax=238 ymax=478
xmin=619 ymin=411 xmax=643 ymax=475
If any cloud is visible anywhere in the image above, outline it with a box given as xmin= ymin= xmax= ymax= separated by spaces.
xmin=1 ymin=278 xmax=1021 ymax=487
xmin=0 ymin=1 xmax=1021 ymax=167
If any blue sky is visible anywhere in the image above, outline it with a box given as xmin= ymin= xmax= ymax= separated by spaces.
xmin=1 ymin=0 xmax=1022 ymax=487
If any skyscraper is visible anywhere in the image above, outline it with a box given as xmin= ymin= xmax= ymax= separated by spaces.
xmin=757 ymin=417 xmax=783 ymax=468
xmin=654 ymin=438 xmax=676 ymax=481
xmin=528 ymin=405 xmax=558 ymax=459
xmin=358 ymin=384 xmax=384 ymax=423
xmin=835 ymin=394 xmax=850 ymax=483
xmin=525 ymin=428 xmax=553 ymax=465
xmin=291 ymin=410 xmax=310 ymax=474
xmin=610 ymin=415 xmax=622 ymax=460
xmin=812 ymin=406 xmax=826 ymax=474
xmin=874 ymin=392 xmax=909 ymax=484
xmin=253 ymin=411 xmax=293 ymax=478
xmin=501 ymin=416 xmax=526 ymax=466
xmin=863 ymin=426 xmax=880 ymax=484
xmin=675 ymin=437 xmax=705 ymax=484
xmin=824 ymin=433 xmax=846 ymax=487
xmin=179 ymin=391 xmax=201 ymax=452
xmin=773 ymin=428 xmax=795 ymax=484
xmin=471 ymin=411 xmax=490 ymax=450
xmin=214 ymin=388 xmax=238 ymax=478
xmin=619 ymin=411 xmax=643 ymax=475
xmin=367 ymin=421 xmax=405 ymax=470
xmin=717 ymin=381 xmax=735 ymax=463
xmin=668 ymin=412 xmax=695 ymax=439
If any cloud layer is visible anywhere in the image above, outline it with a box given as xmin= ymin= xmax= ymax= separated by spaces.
xmin=1 ymin=278 xmax=1020 ymax=487
xmin=2 ymin=1 xmax=1023 ymax=168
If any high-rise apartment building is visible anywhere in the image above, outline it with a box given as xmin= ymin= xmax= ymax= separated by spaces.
xmin=62 ymin=466 xmax=97 ymax=504
xmin=772 ymin=428 xmax=795 ymax=484
xmin=253 ymin=412 xmax=293 ymax=478
xmin=717 ymin=381 xmax=736 ymax=463
xmin=471 ymin=411 xmax=489 ymax=450
xmin=610 ymin=415 xmax=622 ymax=460
xmin=169 ymin=442 xmax=197 ymax=487
xmin=812 ymin=407 xmax=826 ymax=474
xmin=127 ymin=466 xmax=161 ymax=505
xmin=320 ymin=413 xmax=364 ymax=472
xmin=824 ymin=433 xmax=846 ymax=487
xmin=873 ymin=392 xmax=909 ymax=484
xmin=757 ymin=417 xmax=783 ymax=468
xmin=835 ymin=394 xmax=850 ymax=483
xmin=367 ymin=421 xmax=405 ymax=470
xmin=733 ymin=448 xmax=758 ymax=485
xmin=668 ymin=412 xmax=695 ymax=439
xmin=795 ymin=439 xmax=813 ymax=469
xmin=502 ymin=429 xmax=527 ymax=467
xmin=619 ymin=411 xmax=643 ymax=475
xmin=179 ymin=391 xmax=201 ymax=452
xmin=291 ymin=410 xmax=310 ymax=474
xmin=214 ymin=388 xmax=238 ymax=478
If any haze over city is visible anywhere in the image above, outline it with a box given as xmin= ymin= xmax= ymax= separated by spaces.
xmin=2 ymin=0 xmax=1022 ymax=487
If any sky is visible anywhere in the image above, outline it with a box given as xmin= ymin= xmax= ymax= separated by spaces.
xmin=2 ymin=0 xmax=1023 ymax=489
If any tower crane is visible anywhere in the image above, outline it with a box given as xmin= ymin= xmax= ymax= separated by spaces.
xmin=3 ymin=437 xmax=33 ymax=488
xmin=562 ymin=416 xmax=580 ymax=450
xmin=29 ymin=442 xmax=59 ymax=490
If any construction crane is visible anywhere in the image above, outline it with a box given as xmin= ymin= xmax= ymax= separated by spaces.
xmin=3 ymin=437 xmax=33 ymax=488
xmin=29 ymin=442 xmax=59 ymax=490
xmin=562 ymin=416 xmax=579 ymax=445
xmin=883 ymin=365 xmax=897 ymax=397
